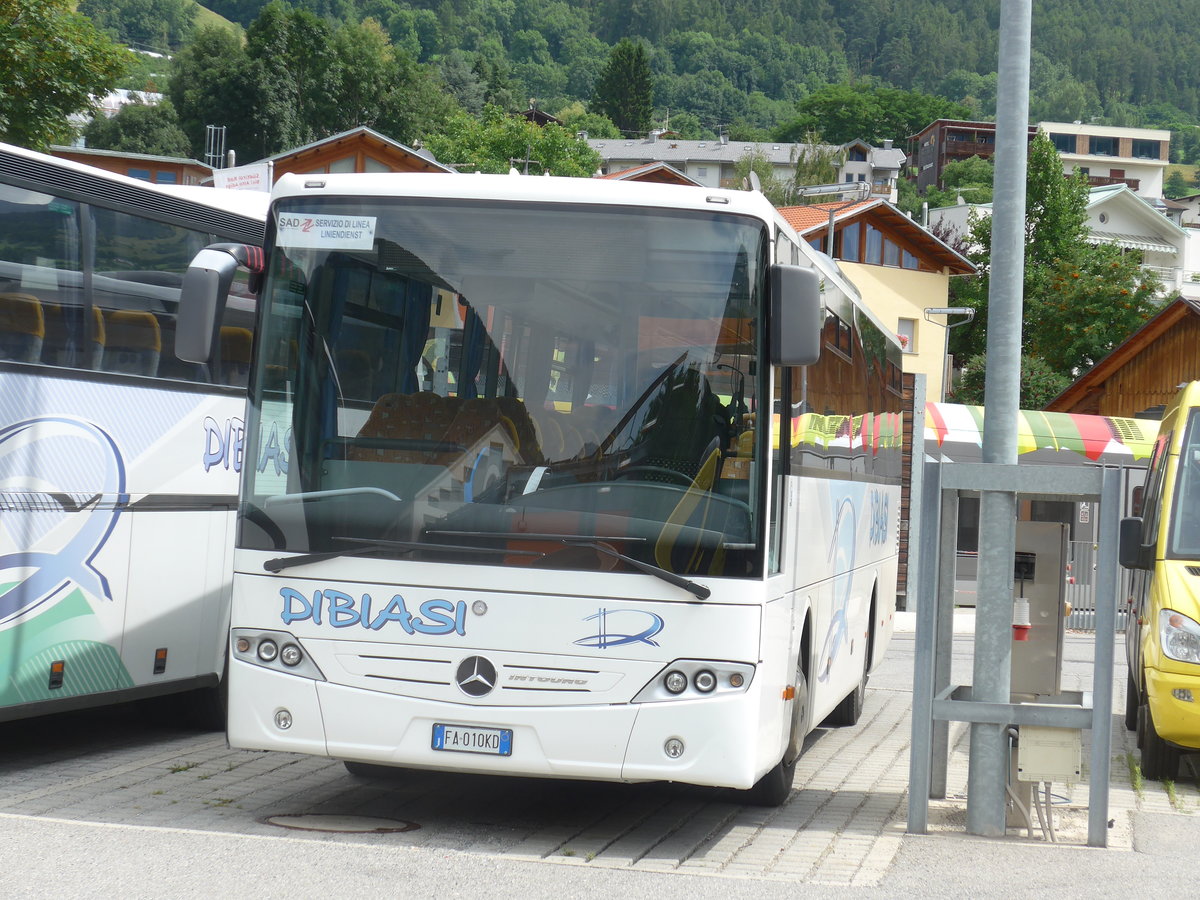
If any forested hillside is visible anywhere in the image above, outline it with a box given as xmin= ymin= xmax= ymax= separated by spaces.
xmin=90 ymin=0 xmax=1200 ymax=161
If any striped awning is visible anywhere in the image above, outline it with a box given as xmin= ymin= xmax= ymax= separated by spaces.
xmin=1089 ymin=230 xmax=1176 ymax=254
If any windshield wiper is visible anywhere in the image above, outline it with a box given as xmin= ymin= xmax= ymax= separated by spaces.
xmin=263 ymin=537 xmax=541 ymax=573
xmin=567 ymin=539 xmax=710 ymax=600
xmin=424 ymin=529 xmax=710 ymax=600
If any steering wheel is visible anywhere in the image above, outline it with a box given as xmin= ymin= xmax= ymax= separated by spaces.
xmin=612 ymin=465 xmax=693 ymax=486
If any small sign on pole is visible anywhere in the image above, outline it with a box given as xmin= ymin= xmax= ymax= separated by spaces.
xmin=213 ymin=162 xmax=272 ymax=192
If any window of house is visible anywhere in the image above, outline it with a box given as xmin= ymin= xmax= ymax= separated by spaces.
xmin=364 ymin=157 xmax=391 ymax=173
xmin=902 ymin=249 xmax=919 ymax=269
xmin=1089 ymin=135 xmax=1116 ymax=156
xmin=849 ymin=148 xmax=867 ymax=162
xmin=865 ymin=224 xmax=882 ymax=264
xmin=1132 ymin=139 xmax=1160 ymax=159
xmin=858 ymin=173 xmax=867 ymax=182
xmin=328 ymin=156 xmax=356 ymax=173
xmin=127 ymin=168 xmax=151 ymax=181
xmin=841 ymin=224 xmax=860 ymax=262
xmin=883 ymin=239 xmax=900 ymax=267
xmin=1049 ymin=133 xmax=1074 ymax=154
xmin=808 ymin=236 xmax=823 ymax=252
xmin=697 ymin=167 xmax=708 ymax=178
xmin=154 ymin=171 xmax=178 ymax=184
xmin=845 ymin=174 xmax=854 ymax=183
xmin=897 ymin=317 xmax=917 ymax=353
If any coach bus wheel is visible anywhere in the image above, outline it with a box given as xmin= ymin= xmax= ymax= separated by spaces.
xmin=745 ymin=666 xmax=807 ymax=807
xmin=824 ymin=658 xmax=867 ymax=728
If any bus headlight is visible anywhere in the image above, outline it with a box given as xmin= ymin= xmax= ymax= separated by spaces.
xmin=232 ymin=629 xmax=325 ymax=681
xmin=280 ymin=644 xmax=303 ymax=667
xmin=1160 ymin=610 xmax=1200 ymax=664
xmin=633 ymin=660 xmax=755 ymax=703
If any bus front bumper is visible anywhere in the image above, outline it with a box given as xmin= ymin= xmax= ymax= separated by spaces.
xmin=227 ymin=659 xmax=775 ymax=790
xmin=1146 ymin=666 xmax=1200 ymax=749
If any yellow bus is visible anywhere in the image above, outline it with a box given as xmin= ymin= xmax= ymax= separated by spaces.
xmin=1121 ymin=380 xmax=1200 ymax=779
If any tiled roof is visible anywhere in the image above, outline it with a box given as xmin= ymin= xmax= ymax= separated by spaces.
xmin=777 ymin=200 xmax=876 ymax=232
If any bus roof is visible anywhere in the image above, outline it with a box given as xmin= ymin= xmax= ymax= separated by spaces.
xmin=0 ymin=141 xmax=267 ymax=242
xmin=270 ymin=171 xmax=782 ymax=222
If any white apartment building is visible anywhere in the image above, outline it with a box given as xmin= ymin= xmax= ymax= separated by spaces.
xmin=1038 ymin=121 xmax=1170 ymax=200
xmin=586 ymin=133 xmax=906 ymax=202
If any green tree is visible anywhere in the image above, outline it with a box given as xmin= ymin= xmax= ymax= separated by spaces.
xmin=951 ymin=353 xmax=1071 ymax=409
xmin=79 ymin=0 xmax=196 ymax=53
xmin=421 ymin=105 xmax=601 ymax=177
xmin=949 ymin=133 xmax=1158 ymax=387
xmin=555 ymin=101 xmax=621 ymax=139
xmin=1164 ymin=169 xmax=1191 ymax=198
xmin=775 ymin=83 xmax=970 ymax=146
xmin=1 ymin=0 xmax=129 ymax=149
xmin=167 ymin=24 xmax=259 ymax=158
xmin=83 ymin=97 xmax=190 ymax=156
xmin=792 ymin=130 xmax=846 ymax=197
xmin=1030 ymin=250 xmax=1159 ymax=375
xmin=592 ymin=38 xmax=653 ymax=136
xmin=734 ymin=148 xmax=792 ymax=206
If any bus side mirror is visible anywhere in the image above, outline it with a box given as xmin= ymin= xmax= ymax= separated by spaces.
xmin=1118 ymin=516 xmax=1148 ymax=570
xmin=770 ymin=264 xmax=823 ymax=367
xmin=178 ymin=247 xmax=239 ymax=363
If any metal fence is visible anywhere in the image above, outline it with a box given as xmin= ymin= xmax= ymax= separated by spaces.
xmin=1065 ymin=540 xmax=1128 ymax=632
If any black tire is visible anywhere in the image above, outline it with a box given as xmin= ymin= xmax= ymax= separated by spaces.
xmin=745 ymin=666 xmax=807 ymax=806
xmin=1124 ymin=671 xmax=1139 ymax=732
xmin=824 ymin=660 xmax=867 ymax=728
xmin=1139 ymin=702 xmax=1181 ymax=781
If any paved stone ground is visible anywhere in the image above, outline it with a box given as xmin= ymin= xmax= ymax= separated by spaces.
xmin=0 ymin=620 xmax=1192 ymax=889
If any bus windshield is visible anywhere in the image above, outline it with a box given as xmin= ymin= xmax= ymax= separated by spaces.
xmin=242 ymin=196 xmax=770 ymax=578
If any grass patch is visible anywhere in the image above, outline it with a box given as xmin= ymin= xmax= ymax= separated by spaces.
xmin=1126 ymin=752 xmax=1145 ymax=798
xmin=1164 ymin=779 xmax=1182 ymax=810
xmin=168 ymin=762 xmax=199 ymax=774
xmin=562 ymin=849 xmax=575 ymax=857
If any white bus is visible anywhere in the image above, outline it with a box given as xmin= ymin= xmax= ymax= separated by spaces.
xmin=181 ymin=173 xmax=905 ymax=803
xmin=0 ymin=142 xmax=267 ymax=723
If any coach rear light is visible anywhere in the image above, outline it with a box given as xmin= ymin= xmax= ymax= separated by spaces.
xmin=257 ymin=639 xmax=279 ymax=662
xmin=693 ymin=669 xmax=717 ymax=693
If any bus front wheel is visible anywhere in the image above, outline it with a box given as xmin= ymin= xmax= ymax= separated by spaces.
xmin=1138 ymin=701 xmax=1180 ymax=781
xmin=744 ymin=666 xmax=807 ymax=807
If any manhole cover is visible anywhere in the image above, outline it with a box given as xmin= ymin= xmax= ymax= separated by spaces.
xmin=266 ymin=814 xmax=419 ymax=834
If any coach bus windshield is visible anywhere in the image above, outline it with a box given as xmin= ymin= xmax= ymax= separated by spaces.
xmin=240 ymin=196 xmax=770 ymax=579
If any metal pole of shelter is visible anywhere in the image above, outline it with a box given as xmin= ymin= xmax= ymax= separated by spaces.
xmin=967 ymin=0 xmax=1032 ymax=837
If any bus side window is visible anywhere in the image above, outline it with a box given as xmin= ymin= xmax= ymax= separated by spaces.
xmin=0 ymin=292 xmax=45 ymax=363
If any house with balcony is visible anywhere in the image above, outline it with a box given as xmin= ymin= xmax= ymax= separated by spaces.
xmin=1040 ymin=121 xmax=1170 ymax=200
xmin=778 ymin=199 xmax=975 ymax=401
xmin=929 ymin=183 xmax=1194 ymax=301
xmin=908 ymin=119 xmax=1170 ymax=200
xmin=586 ymin=134 xmax=906 ymax=201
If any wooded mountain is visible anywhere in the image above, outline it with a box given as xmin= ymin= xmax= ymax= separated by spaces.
xmin=102 ymin=0 xmax=1200 ymax=158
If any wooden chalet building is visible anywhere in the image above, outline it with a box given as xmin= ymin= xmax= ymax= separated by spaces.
xmin=1045 ymin=296 xmax=1200 ymax=418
